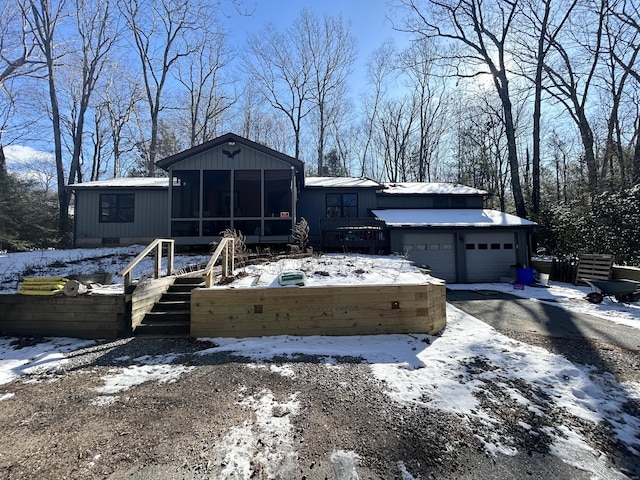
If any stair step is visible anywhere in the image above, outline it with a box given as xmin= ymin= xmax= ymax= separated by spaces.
xmin=169 ymin=284 xmax=204 ymax=293
xmin=152 ymin=300 xmax=191 ymax=312
xmin=133 ymin=276 xmax=204 ymax=338
xmin=161 ymin=291 xmax=192 ymax=302
xmin=173 ymin=276 xmax=205 ymax=285
xmin=143 ymin=310 xmax=191 ymax=320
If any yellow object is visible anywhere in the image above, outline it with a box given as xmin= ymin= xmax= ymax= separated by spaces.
xmin=21 ymin=277 xmax=68 ymax=284
xmin=17 ymin=288 xmax=65 ymax=296
xmin=17 ymin=277 xmax=69 ymax=295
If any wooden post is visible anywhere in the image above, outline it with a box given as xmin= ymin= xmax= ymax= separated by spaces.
xmin=154 ymin=243 xmax=161 ymax=279
xmin=166 ymin=240 xmax=174 ymax=276
xmin=222 ymin=243 xmax=229 ymax=277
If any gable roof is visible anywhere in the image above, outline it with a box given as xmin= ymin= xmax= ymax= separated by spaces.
xmin=156 ymin=132 xmax=304 ymax=171
xmin=372 ymin=209 xmax=536 ymax=227
xmin=381 ymin=182 xmax=487 ymax=195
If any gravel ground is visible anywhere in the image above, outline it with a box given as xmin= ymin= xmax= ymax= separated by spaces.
xmin=1 ymin=332 xmax=637 ymax=480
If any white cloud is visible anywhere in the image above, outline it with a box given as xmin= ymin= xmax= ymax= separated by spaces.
xmin=4 ymin=145 xmax=54 ymax=166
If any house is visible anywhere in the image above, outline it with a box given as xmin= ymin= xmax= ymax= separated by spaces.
xmin=69 ymin=132 xmax=536 ymax=283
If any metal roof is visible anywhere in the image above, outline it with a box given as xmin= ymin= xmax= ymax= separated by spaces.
xmin=372 ymin=209 xmax=536 ymax=227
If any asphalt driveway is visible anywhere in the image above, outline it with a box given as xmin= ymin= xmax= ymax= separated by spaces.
xmin=446 ymin=289 xmax=640 ymax=351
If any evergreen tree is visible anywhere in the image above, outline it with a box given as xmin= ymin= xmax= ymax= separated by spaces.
xmin=0 ymin=173 xmax=59 ymax=251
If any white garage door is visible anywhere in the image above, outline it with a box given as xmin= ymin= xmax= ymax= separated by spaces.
xmin=403 ymin=233 xmax=456 ymax=282
xmin=465 ymin=232 xmax=516 ymax=282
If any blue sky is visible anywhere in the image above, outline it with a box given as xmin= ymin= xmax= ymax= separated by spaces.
xmin=225 ymin=0 xmax=409 ymax=93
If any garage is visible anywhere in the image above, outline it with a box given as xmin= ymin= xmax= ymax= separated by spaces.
xmin=402 ymin=232 xmax=456 ymax=282
xmin=373 ymin=209 xmax=535 ymax=284
xmin=464 ymin=231 xmax=516 ymax=282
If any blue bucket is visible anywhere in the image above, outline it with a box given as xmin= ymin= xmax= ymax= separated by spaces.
xmin=516 ymin=267 xmax=535 ymax=285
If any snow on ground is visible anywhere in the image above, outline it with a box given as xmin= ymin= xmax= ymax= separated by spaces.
xmin=0 ymin=337 xmax=96 ymax=385
xmin=0 ymin=250 xmax=639 ymax=478
xmin=0 ymin=245 xmax=211 ymax=294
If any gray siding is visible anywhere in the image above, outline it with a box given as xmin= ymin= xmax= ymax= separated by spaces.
xmin=171 ymin=144 xmax=297 ymax=171
xmin=298 ymin=188 xmax=378 ymax=236
xmin=74 ymin=188 xmax=167 ymax=247
xmin=376 ymin=194 xmax=484 ymax=209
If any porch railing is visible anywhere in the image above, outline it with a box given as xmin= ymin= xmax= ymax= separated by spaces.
xmin=118 ymin=238 xmax=175 ymax=291
xmin=203 ymin=237 xmax=235 ymax=287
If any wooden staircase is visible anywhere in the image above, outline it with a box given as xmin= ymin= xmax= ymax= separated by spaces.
xmin=134 ymin=276 xmax=205 ymax=337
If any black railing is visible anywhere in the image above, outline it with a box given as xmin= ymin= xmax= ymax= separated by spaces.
xmin=319 ymin=218 xmax=389 ymax=254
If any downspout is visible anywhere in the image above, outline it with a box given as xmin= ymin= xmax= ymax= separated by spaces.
xmin=71 ymin=188 xmax=77 ymax=247
xmin=291 ymin=166 xmax=297 ymax=238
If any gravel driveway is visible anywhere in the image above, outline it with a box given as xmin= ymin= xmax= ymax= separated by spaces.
xmin=1 ymin=328 xmax=637 ymax=480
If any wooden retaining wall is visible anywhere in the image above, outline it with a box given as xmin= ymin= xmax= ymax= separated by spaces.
xmin=0 ymin=294 xmax=128 ymax=339
xmin=191 ymin=282 xmax=446 ymax=338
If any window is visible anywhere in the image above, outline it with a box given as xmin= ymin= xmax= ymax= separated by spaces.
xmin=234 ymin=170 xmax=261 ymax=217
xmin=203 ymin=170 xmax=230 ymax=217
xmin=264 ymin=170 xmax=292 ymax=217
xmin=100 ymin=194 xmax=134 ymax=223
xmin=172 ymin=170 xmax=200 ymax=218
xmin=326 ymin=193 xmax=357 ymax=218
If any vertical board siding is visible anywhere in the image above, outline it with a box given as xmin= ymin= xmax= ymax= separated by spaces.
xmin=174 ymin=145 xmax=295 ymax=170
xmin=191 ymin=282 xmax=446 ymax=337
xmin=75 ymin=189 xmax=168 ymax=240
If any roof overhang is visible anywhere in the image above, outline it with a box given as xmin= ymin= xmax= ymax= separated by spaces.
xmin=379 ymin=182 xmax=488 ymax=196
xmin=372 ymin=209 xmax=537 ymax=228
xmin=304 ymin=176 xmax=382 ymax=188
xmin=67 ymin=177 xmax=169 ymax=191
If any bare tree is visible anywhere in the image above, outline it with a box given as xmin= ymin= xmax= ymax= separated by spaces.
xmin=175 ymin=24 xmax=235 ymax=147
xmin=0 ymin=1 xmax=44 ymax=178
xmin=541 ymin=0 xmax=606 ymax=197
xmin=398 ymin=0 xmax=528 ymax=218
xmin=64 ymin=0 xmax=119 ymax=186
xmin=516 ymin=0 xmax=578 ymax=214
xmin=244 ymin=20 xmax=313 ymax=160
xmin=118 ymin=0 xmax=206 ymax=176
xmin=360 ymin=40 xmax=397 ymax=178
xmin=376 ymin=96 xmax=417 ymax=182
xmin=297 ymin=10 xmax=356 ymax=174
xmin=23 ymin=0 xmax=70 ymax=241
xmin=608 ymin=0 xmax=640 ymax=185
xmin=100 ymin=70 xmax=143 ymax=177
xmin=399 ymin=38 xmax=449 ymax=182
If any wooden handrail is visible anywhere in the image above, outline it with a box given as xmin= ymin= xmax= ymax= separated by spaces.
xmin=118 ymin=238 xmax=175 ymax=291
xmin=203 ymin=237 xmax=235 ymax=287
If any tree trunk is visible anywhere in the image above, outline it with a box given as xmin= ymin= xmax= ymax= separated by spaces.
xmin=0 ymin=143 xmax=6 ymax=179
xmin=497 ymin=78 xmax=527 ymax=219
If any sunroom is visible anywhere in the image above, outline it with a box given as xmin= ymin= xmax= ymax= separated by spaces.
xmin=157 ymin=133 xmax=305 ymax=245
